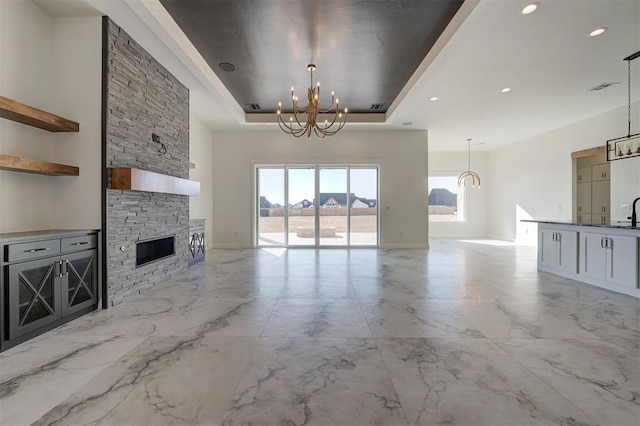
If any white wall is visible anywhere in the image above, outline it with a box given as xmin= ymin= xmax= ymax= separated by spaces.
xmin=428 ymin=151 xmax=488 ymax=238
xmin=211 ymin=130 xmax=429 ymax=248
xmin=53 ymin=17 xmax=102 ymax=229
xmin=189 ymin=115 xmax=214 ymax=247
xmin=0 ymin=1 xmax=102 ymax=233
xmin=488 ymin=103 xmax=640 ymax=242
xmin=0 ymin=0 xmax=56 ymax=232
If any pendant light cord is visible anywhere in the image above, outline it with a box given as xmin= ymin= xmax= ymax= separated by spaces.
xmin=628 ymin=59 xmax=632 ymax=137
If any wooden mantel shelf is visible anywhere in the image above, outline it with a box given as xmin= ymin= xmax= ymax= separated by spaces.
xmin=0 ymin=96 xmax=79 ymax=132
xmin=0 ymin=154 xmax=80 ymax=176
xmin=110 ymin=168 xmax=200 ymax=196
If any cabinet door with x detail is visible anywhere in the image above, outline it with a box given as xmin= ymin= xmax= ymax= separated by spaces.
xmin=61 ymin=249 xmax=97 ymax=317
xmin=8 ymin=257 xmax=62 ymax=339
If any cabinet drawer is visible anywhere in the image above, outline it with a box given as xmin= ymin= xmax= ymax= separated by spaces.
xmin=7 ymin=239 xmax=61 ymax=262
xmin=189 ymin=221 xmax=205 ymax=232
xmin=61 ymin=234 xmax=97 ymax=253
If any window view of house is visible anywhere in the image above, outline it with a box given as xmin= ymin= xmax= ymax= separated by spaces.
xmin=428 ymin=176 xmax=465 ymax=222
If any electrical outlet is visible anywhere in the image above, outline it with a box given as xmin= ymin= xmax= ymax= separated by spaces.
xmin=621 ymin=203 xmax=631 ymax=210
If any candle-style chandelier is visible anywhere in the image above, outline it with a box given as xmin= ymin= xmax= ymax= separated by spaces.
xmin=276 ymin=64 xmax=348 ymax=138
xmin=457 ymin=138 xmax=481 ymax=188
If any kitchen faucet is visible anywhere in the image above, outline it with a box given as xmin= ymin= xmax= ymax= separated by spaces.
xmin=630 ymin=197 xmax=640 ymax=227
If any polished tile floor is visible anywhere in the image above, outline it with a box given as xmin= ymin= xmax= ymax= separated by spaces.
xmin=1 ymin=240 xmax=638 ymax=425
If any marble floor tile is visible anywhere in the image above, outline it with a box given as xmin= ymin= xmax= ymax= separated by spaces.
xmin=263 ymin=299 xmax=372 ymax=338
xmin=280 ymin=275 xmax=355 ymax=299
xmin=0 ymin=334 xmax=144 ymax=426
xmin=33 ymin=336 xmax=259 ymax=426
xmin=440 ymin=298 xmax=605 ymax=339
xmin=2 ymin=239 xmax=638 ymax=425
xmin=360 ymin=298 xmax=485 ymax=338
xmin=495 ymin=338 xmax=640 ymax=426
xmin=221 ymin=338 xmax=409 ymax=426
xmin=200 ymin=275 xmax=286 ymax=299
xmin=378 ymin=338 xmax=598 ymax=425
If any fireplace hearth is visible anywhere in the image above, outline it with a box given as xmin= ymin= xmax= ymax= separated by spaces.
xmin=136 ymin=236 xmax=175 ymax=267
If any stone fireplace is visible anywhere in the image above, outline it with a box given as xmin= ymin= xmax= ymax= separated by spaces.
xmin=104 ymin=18 xmax=189 ymax=306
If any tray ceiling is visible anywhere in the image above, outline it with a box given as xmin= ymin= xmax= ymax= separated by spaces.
xmin=159 ymin=0 xmax=464 ymax=114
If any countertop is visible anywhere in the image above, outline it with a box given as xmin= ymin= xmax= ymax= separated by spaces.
xmin=0 ymin=229 xmax=99 ymax=244
xmin=521 ymin=220 xmax=639 ymax=231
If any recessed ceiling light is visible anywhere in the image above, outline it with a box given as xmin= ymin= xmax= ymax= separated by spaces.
xmin=402 ymin=121 xmax=413 ymax=126
xmin=588 ymin=27 xmax=607 ymax=37
xmin=521 ymin=3 xmax=539 ymax=15
xmin=218 ymin=62 xmax=236 ymax=72
xmin=430 ymin=96 xmax=439 ymax=101
xmin=477 ymin=142 xmax=487 ymax=145
xmin=501 ymin=87 xmax=511 ymax=93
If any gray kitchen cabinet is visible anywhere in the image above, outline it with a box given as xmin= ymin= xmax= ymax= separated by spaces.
xmin=538 ymin=226 xmax=578 ymax=274
xmin=189 ymin=219 xmax=206 ymax=266
xmin=1 ymin=230 xmax=99 ymax=351
xmin=581 ymin=231 xmax=638 ymax=288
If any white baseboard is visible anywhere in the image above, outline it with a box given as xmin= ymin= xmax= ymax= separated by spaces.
xmin=380 ymin=243 xmax=429 ymax=249
xmin=209 ymin=243 xmax=254 ymax=249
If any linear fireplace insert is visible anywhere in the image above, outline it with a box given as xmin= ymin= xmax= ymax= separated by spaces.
xmin=136 ymin=236 xmax=175 ymax=267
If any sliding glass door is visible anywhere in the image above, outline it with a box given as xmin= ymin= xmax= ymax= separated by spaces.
xmin=256 ymin=165 xmax=378 ymax=247
xmin=288 ymin=168 xmax=316 ymax=246
xmin=257 ymin=168 xmax=285 ymax=245
xmin=319 ymin=168 xmax=348 ymax=246
xmin=349 ymin=168 xmax=378 ymax=245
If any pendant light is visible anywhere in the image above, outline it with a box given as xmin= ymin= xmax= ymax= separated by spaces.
xmin=606 ymin=50 xmax=640 ymax=161
xmin=457 ymin=138 xmax=481 ymax=188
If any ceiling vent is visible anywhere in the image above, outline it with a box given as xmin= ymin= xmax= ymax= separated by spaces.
xmin=370 ymin=103 xmax=385 ymax=110
xmin=589 ymin=82 xmax=620 ymax=91
xmin=245 ymin=103 xmax=261 ymax=110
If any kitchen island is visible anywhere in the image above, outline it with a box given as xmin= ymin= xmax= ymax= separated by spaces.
xmin=523 ymin=220 xmax=639 ymax=298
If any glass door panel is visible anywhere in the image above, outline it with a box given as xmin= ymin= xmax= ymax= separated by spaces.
xmin=319 ymin=168 xmax=348 ymax=246
xmin=257 ymin=168 xmax=285 ymax=245
xmin=349 ymin=168 xmax=378 ymax=245
xmin=288 ymin=168 xmax=316 ymax=246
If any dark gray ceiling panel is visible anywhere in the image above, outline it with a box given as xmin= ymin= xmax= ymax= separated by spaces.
xmin=160 ymin=0 xmax=464 ymax=113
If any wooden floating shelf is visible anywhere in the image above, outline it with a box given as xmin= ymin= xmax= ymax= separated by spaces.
xmin=110 ymin=167 xmax=200 ymax=196
xmin=0 ymin=154 xmax=80 ymax=176
xmin=0 ymin=96 xmax=79 ymax=132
